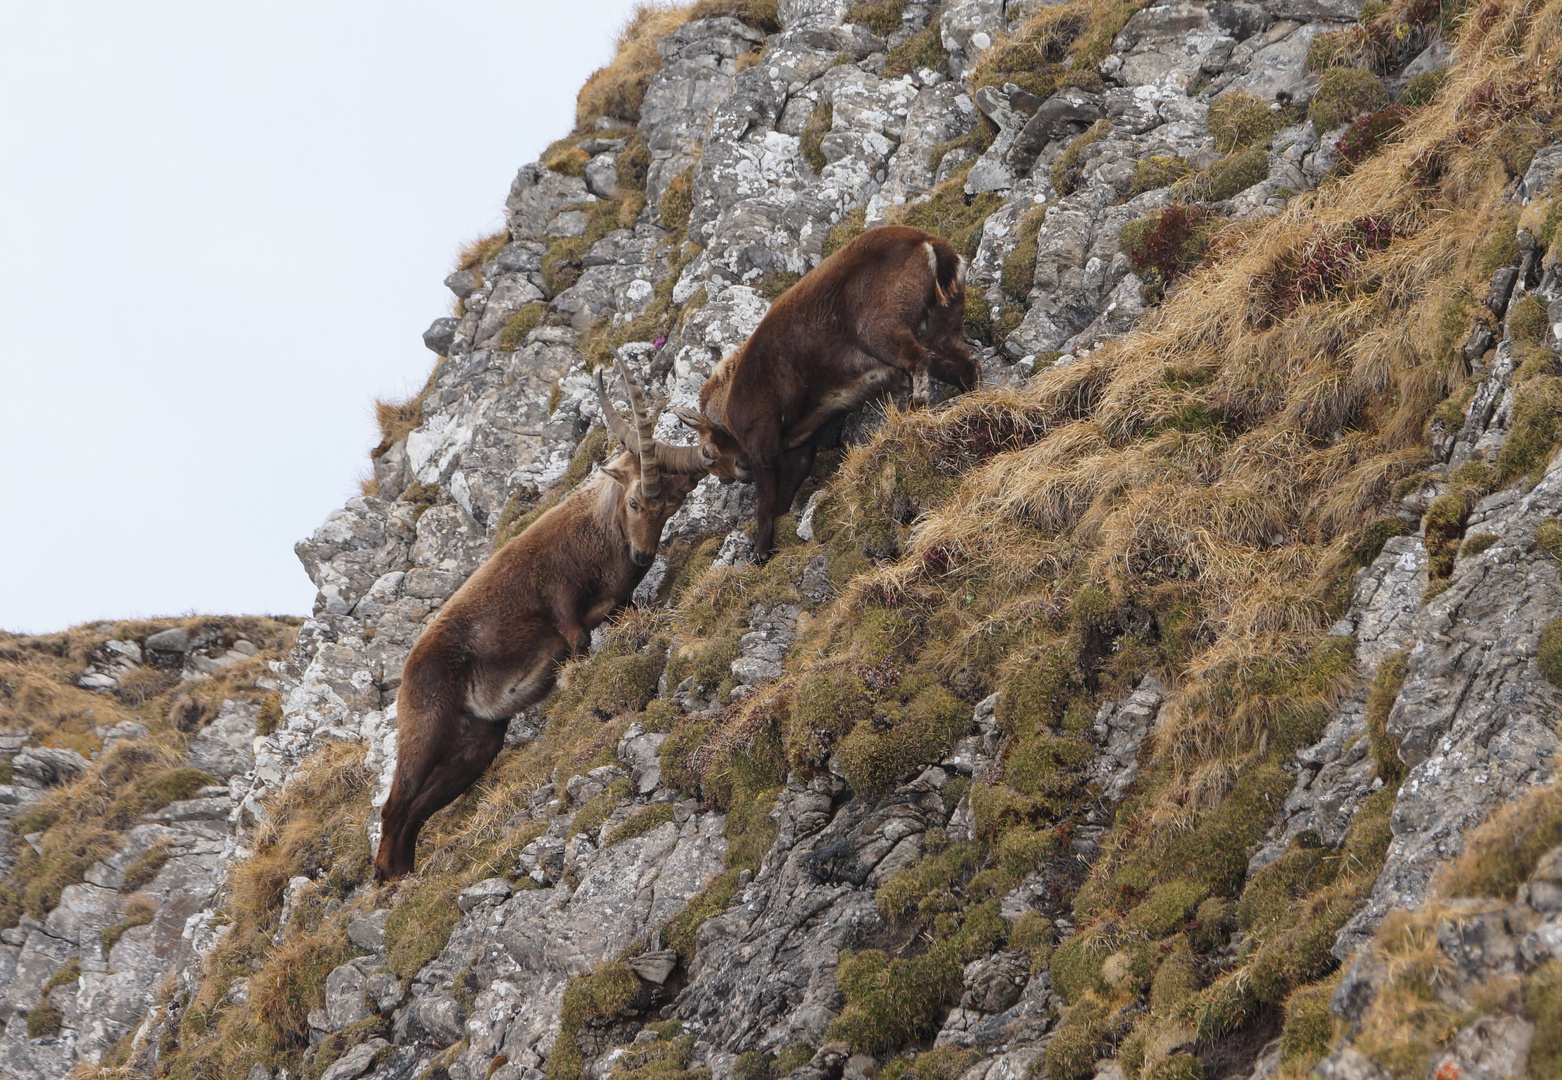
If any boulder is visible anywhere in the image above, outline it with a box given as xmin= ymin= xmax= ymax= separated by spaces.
xmin=11 ymin=747 xmax=88 ymax=787
xmin=422 ymin=317 xmax=459 ymax=355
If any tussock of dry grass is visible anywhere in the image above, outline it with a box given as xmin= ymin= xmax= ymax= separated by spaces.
xmin=456 ymin=230 xmax=509 ymax=273
xmin=576 ymin=5 xmax=694 ymax=130
xmin=372 ymin=359 xmax=442 ymax=459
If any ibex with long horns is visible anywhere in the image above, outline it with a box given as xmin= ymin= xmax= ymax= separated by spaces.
xmin=374 ymin=361 xmax=706 ymax=881
xmin=674 ymin=225 xmax=977 ymax=563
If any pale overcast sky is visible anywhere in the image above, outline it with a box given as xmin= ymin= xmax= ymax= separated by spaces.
xmin=0 ymin=1 xmax=646 ymax=633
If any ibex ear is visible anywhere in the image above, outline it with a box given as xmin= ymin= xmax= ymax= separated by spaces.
xmin=601 ymin=461 xmax=634 ymax=488
xmin=672 ymin=406 xmax=709 ymax=432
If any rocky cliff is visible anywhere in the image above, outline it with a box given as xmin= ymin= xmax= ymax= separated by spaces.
xmin=4 ymin=1 xmax=1562 ymax=1079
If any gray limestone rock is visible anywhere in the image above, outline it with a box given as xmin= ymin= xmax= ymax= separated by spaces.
xmin=506 ymin=164 xmax=591 ymax=241
xmin=326 ymin=962 xmax=373 ymax=1030
xmin=422 ymin=317 xmax=458 ymax=355
xmin=444 ymin=269 xmax=480 ymax=299
xmin=349 ymin=910 xmax=388 ymax=953
xmin=322 ymin=1040 xmax=391 ymax=1080
xmin=457 ymin=878 xmax=513 ymax=913
xmin=11 ymin=748 xmax=88 ymax=788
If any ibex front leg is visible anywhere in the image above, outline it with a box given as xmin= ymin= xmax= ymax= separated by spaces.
xmin=861 ymin=324 xmax=934 ymax=408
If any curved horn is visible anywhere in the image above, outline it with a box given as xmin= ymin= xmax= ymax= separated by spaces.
xmin=615 ymin=357 xmax=661 ymax=498
xmin=656 ymin=441 xmax=708 ymax=475
xmin=594 ymin=370 xmax=637 ymax=451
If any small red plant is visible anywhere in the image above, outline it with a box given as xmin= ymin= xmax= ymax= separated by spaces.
xmin=1251 ymin=215 xmax=1397 ymax=325
xmin=1335 ymin=106 xmax=1410 ymax=171
xmin=1124 ymin=204 xmax=1216 ymax=281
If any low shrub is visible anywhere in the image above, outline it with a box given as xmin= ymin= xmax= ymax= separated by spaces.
xmin=823 ymin=208 xmax=868 ymax=260
xmin=1120 ymin=205 xmax=1215 ymax=281
xmin=102 ymin=896 xmax=157 ymax=954
xmin=1182 ymin=147 xmax=1269 ymax=201
xmin=1438 ymin=780 xmax=1562 ymax=899
xmin=1537 ymin=518 xmax=1562 ymax=564
xmin=897 ymin=162 xmax=1003 ymax=259
xmin=1365 ymin=651 xmax=1407 ymax=785
xmin=1508 ymin=294 xmax=1549 ymax=344
xmin=1044 ymin=993 xmax=1111 ymax=1080
xmin=883 ymin=20 xmax=946 ymax=77
xmin=603 ymin=803 xmax=676 ymax=846
xmin=1250 ymin=214 xmax=1395 ymax=325
xmin=1279 ymin=976 xmax=1339 ymax=1067
xmin=384 ymin=877 xmax=462 ymax=980
xmin=1333 ymin=106 xmax=1408 ymax=171
xmin=827 ymin=902 xmax=1004 ymax=1053
xmin=1495 ymin=376 xmax=1562 ymax=485
xmin=1309 ymin=67 xmax=1387 ymax=132
xmin=1132 ymin=155 xmax=1191 ymax=193
xmin=801 ymin=100 xmax=833 ymax=172
xmin=1051 ymin=119 xmax=1111 ymax=195
xmin=845 ymin=0 xmax=907 ymax=35
xmin=1541 ymin=617 xmax=1562 ymax=688
xmin=659 ymin=168 xmax=696 ymax=235
xmin=1001 ymin=206 xmax=1048 ymax=300
xmin=928 ymin=117 xmax=997 ymax=176
xmin=121 ymin=842 xmax=173 ymax=891
xmin=1208 ymin=92 xmax=1283 ymax=152
xmin=1402 ymin=68 xmax=1447 ymax=107
xmin=689 ymin=0 xmax=782 ymax=32
xmin=497 ymin=303 xmax=548 ymax=352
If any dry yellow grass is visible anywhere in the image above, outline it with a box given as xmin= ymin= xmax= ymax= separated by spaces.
xmin=455 ymin=229 xmax=508 ymax=272
xmin=576 ymin=4 xmax=694 ymax=130
xmin=371 ymin=358 xmax=442 ymax=459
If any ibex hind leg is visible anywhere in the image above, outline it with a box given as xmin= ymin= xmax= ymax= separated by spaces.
xmin=375 ymin=713 xmax=507 ymax=880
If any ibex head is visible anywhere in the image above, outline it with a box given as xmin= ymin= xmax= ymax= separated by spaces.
xmin=671 ymin=406 xmax=751 ymax=484
xmin=595 ymin=359 xmax=709 ymax=566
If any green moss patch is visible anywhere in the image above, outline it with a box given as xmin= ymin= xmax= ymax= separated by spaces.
xmin=1208 ymin=93 xmax=1284 ymax=152
xmin=827 ymin=902 xmax=1004 ymax=1054
xmin=384 ymin=877 xmax=462 ymax=980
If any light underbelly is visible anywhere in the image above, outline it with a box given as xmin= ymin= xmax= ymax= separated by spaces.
xmin=466 ymin=648 xmax=561 ymax=721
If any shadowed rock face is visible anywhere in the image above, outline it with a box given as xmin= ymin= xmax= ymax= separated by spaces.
xmin=6 ymin=2 xmax=1562 ymax=1079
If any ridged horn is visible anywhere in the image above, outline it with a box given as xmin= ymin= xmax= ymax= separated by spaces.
xmin=614 ymin=357 xmax=660 ymax=498
xmin=656 ymin=442 xmax=708 ymax=475
xmin=594 ymin=370 xmax=637 ymax=451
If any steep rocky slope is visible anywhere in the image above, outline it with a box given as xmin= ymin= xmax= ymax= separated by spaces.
xmin=5 ymin=1 xmax=1562 ymax=1079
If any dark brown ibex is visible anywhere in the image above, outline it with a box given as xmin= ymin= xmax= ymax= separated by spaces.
xmin=374 ymin=361 xmax=706 ymax=881
xmin=674 ymin=225 xmax=977 ymax=562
